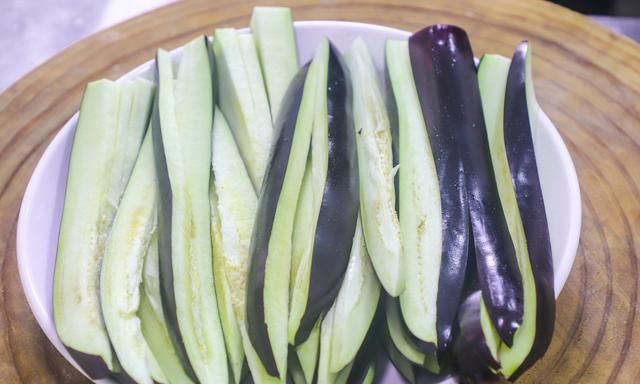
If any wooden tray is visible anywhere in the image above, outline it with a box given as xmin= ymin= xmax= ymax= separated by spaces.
xmin=1 ymin=0 xmax=638 ymax=382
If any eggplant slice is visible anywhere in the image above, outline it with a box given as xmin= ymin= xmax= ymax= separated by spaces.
xmin=289 ymin=41 xmax=358 ymax=345
xmin=153 ymin=36 xmax=228 ymax=383
xmin=347 ymin=37 xmax=404 ymax=297
xmin=246 ymin=38 xmax=358 ymax=377
xmin=478 ymin=42 xmax=555 ymax=379
xmin=246 ymin=62 xmax=312 ymax=378
xmin=407 ymin=25 xmax=472 ymax=353
xmin=54 ymin=78 xmax=153 ymax=379
xmin=410 ymin=25 xmax=523 ymax=347
xmin=504 ymin=42 xmax=554 ymax=378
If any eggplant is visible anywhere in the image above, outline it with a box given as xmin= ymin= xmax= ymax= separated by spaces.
xmin=250 ymin=6 xmax=299 ymax=121
xmin=454 ymin=291 xmax=500 ymax=383
xmin=409 ymin=25 xmax=523 ymax=347
xmin=385 ymin=297 xmax=439 ymax=374
xmin=407 ymin=25 xmax=473 ymax=353
xmin=210 ymin=105 xmax=258 ymax=383
xmin=328 ymin=216 xmax=381 ymax=373
xmin=504 ymin=42 xmax=554 ymax=377
xmin=246 ymin=38 xmax=357 ymax=377
xmin=296 ymin=322 xmax=321 ymax=383
xmin=343 ymin=300 xmax=384 ymax=384
xmin=54 ymin=78 xmax=154 ymax=378
xmin=386 ymin=36 xmax=469 ymax=353
xmin=139 ymin=238 xmax=194 ymax=383
xmin=100 ymin=131 xmax=163 ymax=384
xmin=246 ymin=59 xmax=312 ymax=377
xmin=288 ymin=40 xmax=358 ymax=345
xmin=210 ymin=108 xmax=277 ymax=383
xmin=214 ymin=28 xmax=274 ymax=190
xmin=153 ymin=36 xmax=228 ymax=382
xmin=477 ymin=42 xmax=554 ymax=379
xmin=385 ymin=39 xmax=440 ymax=351
xmin=346 ymin=37 xmax=404 ymax=297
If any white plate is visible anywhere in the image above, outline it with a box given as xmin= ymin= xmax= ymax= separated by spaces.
xmin=16 ymin=21 xmax=581 ymax=382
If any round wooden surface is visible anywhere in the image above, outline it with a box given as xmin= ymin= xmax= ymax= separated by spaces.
xmin=1 ymin=0 xmax=639 ymax=382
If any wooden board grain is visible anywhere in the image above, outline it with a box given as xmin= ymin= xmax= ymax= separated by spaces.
xmin=1 ymin=0 xmax=638 ymax=382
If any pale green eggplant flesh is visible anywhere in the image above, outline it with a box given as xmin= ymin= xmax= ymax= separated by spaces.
xmin=386 ymin=40 xmax=442 ymax=349
xmin=250 ymin=6 xmax=299 ymax=120
xmin=153 ymin=36 xmax=228 ymax=383
xmin=213 ymin=28 xmax=274 ymax=190
xmin=100 ymin=132 xmax=162 ymax=384
xmin=346 ymin=37 xmax=403 ymax=297
xmin=54 ymin=78 xmax=153 ymax=378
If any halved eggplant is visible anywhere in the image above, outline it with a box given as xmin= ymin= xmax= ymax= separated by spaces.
xmin=409 ymin=25 xmax=523 ymax=347
xmin=100 ymin=131 xmax=163 ymax=384
xmin=246 ymin=38 xmax=357 ymax=377
xmin=296 ymin=322 xmax=321 ymax=383
xmin=153 ymin=36 xmax=228 ymax=382
xmin=288 ymin=40 xmax=358 ymax=345
xmin=210 ymin=105 xmax=258 ymax=383
xmin=407 ymin=26 xmax=474 ymax=353
xmin=54 ymin=78 xmax=154 ymax=378
xmin=213 ymin=28 xmax=274 ymax=190
xmin=346 ymin=37 xmax=404 ymax=297
xmin=385 ymin=39 xmax=443 ymax=351
xmin=250 ymin=6 xmax=299 ymax=120
xmin=139 ymin=236 xmax=194 ymax=384
xmin=385 ymin=297 xmax=439 ymax=374
xmin=246 ymin=61 xmax=313 ymax=378
xmin=504 ymin=42 xmax=554 ymax=378
xmin=328 ymin=216 xmax=381 ymax=373
xmin=477 ymin=42 xmax=554 ymax=379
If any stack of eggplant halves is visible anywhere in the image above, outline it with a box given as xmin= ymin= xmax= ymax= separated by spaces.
xmin=53 ymin=6 xmax=554 ymax=384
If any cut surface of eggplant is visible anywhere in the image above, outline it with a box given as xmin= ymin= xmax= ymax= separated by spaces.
xmin=329 ymin=216 xmax=381 ymax=373
xmin=214 ymin=28 xmax=274 ymax=190
xmin=54 ymin=78 xmax=153 ymax=378
xmin=347 ymin=37 xmax=404 ymax=297
xmin=246 ymin=62 xmax=313 ymax=378
xmin=154 ymin=36 xmax=228 ymax=383
xmin=296 ymin=322 xmax=321 ymax=383
xmin=407 ymin=26 xmax=471 ymax=353
xmin=289 ymin=40 xmax=358 ymax=345
xmin=139 ymin=235 xmax=194 ymax=384
xmin=250 ymin=6 xmax=299 ymax=120
xmin=210 ymin=105 xmax=258 ymax=383
xmin=100 ymin=132 xmax=162 ymax=384
xmin=386 ymin=39 xmax=441 ymax=349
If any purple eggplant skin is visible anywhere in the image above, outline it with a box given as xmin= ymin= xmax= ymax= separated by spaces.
xmin=504 ymin=41 xmax=555 ymax=379
xmin=410 ymin=24 xmax=523 ymax=347
xmin=454 ymin=291 xmax=501 ymax=384
xmin=66 ymin=348 xmax=111 ymax=379
xmin=294 ymin=44 xmax=359 ymax=345
xmin=246 ymin=64 xmax=310 ymax=376
xmin=407 ymin=25 xmax=470 ymax=352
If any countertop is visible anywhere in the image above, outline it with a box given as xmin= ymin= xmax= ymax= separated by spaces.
xmin=0 ymin=0 xmax=638 ymax=92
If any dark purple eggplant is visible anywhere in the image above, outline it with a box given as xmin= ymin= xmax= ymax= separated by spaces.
xmin=293 ymin=43 xmax=358 ymax=344
xmin=504 ymin=41 xmax=554 ymax=378
xmin=409 ymin=27 xmax=478 ymax=351
xmin=409 ymin=24 xmax=523 ymax=346
xmin=246 ymin=64 xmax=310 ymax=377
xmin=454 ymin=291 xmax=501 ymax=383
